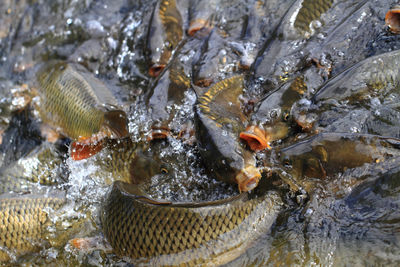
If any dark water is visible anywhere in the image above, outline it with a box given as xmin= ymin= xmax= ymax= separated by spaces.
xmin=1 ymin=0 xmax=400 ymax=265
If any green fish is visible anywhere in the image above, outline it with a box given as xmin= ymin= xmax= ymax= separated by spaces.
xmin=35 ymin=61 xmax=128 ymax=160
xmin=101 ymin=181 xmax=282 ymax=266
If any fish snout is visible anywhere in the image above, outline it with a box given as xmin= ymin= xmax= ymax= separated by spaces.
xmin=236 ymin=165 xmax=262 ymax=192
xmin=240 ymin=125 xmax=271 ymax=152
xmin=149 ymin=64 xmax=166 ymax=77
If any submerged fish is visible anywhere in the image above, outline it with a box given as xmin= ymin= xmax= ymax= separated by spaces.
xmin=313 ymin=49 xmax=400 ymax=104
xmin=194 ymin=75 xmax=261 ymax=192
xmin=35 ymin=61 xmax=128 ymax=160
xmin=273 ymin=133 xmax=400 ymax=193
xmin=147 ymin=0 xmax=184 ymax=77
xmin=0 ymin=143 xmax=65 ymax=194
xmin=101 ymin=180 xmax=282 ymax=266
xmin=0 ymin=193 xmax=65 ymax=261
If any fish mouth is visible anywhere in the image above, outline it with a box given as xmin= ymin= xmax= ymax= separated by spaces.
xmin=236 ymin=165 xmax=262 ymax=192
xmin=149 ymin=64 xmax=166 ymax=77
xmin=239 ymin=125 xmax=271 ymax=151
xmin=188 ymin=19 xmax=212 ymax=36
xmin=147 ymin=126 xmax=170 ymax=141
xmin=194 ymin=78 xmax=213 ymax=87
xmin=386 ymin=7 xmax=400 ymax=33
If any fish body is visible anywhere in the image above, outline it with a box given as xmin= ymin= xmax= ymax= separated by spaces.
xmin=194 ymin=76 xmax=261 ymax=192
xmin=313 ymin=49 xmax=400 ymax=103
xmin=192 ymin=30 xmax=240 ymax=87
xmin=147 ymin=0 xmax=184 ymax=77
xmin=147 ymin=59 xmax=191 ymax=139
xmin=276 ymin=133 xmax=400 ymax=192
xmin=0 ymin=193 xmax=65 ymax=261
xmin=101 ymin=181 xmax=282 ymax=266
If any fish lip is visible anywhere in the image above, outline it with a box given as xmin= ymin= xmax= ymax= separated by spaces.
xmin=386 ymin=8 xmax=400 ymax=33
xmin=149 ymin=64 xmax=166 ymax=77
xmin=236 ymin=165 xmax=262 ymax=192
xmin=147 ymin=127 xmax=170 ymax=141
xmin=187 ymin=19 xmax=213 ymax=36
xmin=239 ymin=125 xmax=271 ymax=151
xmin=194 ymin=78 xmax=213 ymax=87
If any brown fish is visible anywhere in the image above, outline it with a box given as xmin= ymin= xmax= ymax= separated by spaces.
xmin=147 ymin=0 xmax=184 ymax=77
xmin=194 ymin=75 xmax=261 ymax=192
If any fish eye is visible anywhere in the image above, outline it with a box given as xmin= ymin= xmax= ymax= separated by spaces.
xmin=165 ymin=42 xmax=173 ymax=50
xmin=282 ymin=112 xmax=290 ymax=121
xmin=270 ymin=110 xmax=278 ymax=119
xmin=283 ymin=157 xmax=291 ymax=167
xmin=160 ymin=167 xmax=168 ymax=174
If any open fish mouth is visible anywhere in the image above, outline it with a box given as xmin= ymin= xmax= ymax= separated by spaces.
xmin=236 ymin=165 xmax=262 ymax=192
xmin=386 ymin=6 xmax=400 ymax=33
xmin=240 ymin=125 xmax=271 ymax=151
xmin=149 ymin=64 xmax=166 ymax=77
xmin=147 ymin=126 xmax=171 ymax=141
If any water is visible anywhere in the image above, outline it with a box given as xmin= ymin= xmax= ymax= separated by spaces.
xmin=1 ymin=0 xmax=400 ymax=265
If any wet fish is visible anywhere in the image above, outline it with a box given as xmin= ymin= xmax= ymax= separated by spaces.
xmin=147 ymin=0 xmax=184 ymax=77
xmin=241 ymin=76 xmax=307 ymax=151
xmin=313 ymin=49 xmax=400 ymax=104
xmin=386 ymin=5 xmax=400 ymax=34
xmin=194 ymin=75 xmax=261 ymax=192
xmin=146 ymin=58 xmax=191 ymax=140
xmin=192 ymin=30 xmax=240 ymax=87
xmin=0 ymin=143 xmax=65 ymax=194
xmin=101 ymin=180 xmax=282 ymax=266
xmin=284 ymin=0 xmax=335 ymax=39
xmin=273 ymin=133 xmax=400 ymax=193
xmin=187 ymin=0 xmax=218 ymax=36
xmin=0 ymin=193 xmax=65 ymax=261
xmin=35 ymin=61 xmax=128 ymax=160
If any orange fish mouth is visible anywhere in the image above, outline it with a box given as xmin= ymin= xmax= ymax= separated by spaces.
xmin=149 ymin=64 xmax=166 ymax=77
xmin=70 ymin=140 xmax=105 ymax=160
xmin=240 ymin=125 xmax=271 ymax=151
xmin=236 ymin=165 xmax=262 ymax=192
xmin=386 ymin=8 xmax=400 ymax=33
xmin=187 ymin=19 xmax=213 ymax=36
xmin=194 ymin=78 xmax=213 ymax=87
xmin=147 ymin=126 xmax=171 ymax=141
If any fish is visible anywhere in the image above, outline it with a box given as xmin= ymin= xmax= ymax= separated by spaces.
xmin=0 ymin=143 xmax=65 ymax=194
xmin=0 ymin=192 xmax=65 ymax=261
xmin=146 ymin=58 xmax=191 ymax=140
xmin=35 ymin=61 xmax=128 ymax=160
xmin=313 ymin=49 xmax=400 ymax=104
xmin=192 ymin=30 xmax=241 ymax=87
xmin=194 ymin=75 xmax=261 ymax=192
xmin=187 ymin=0 xmax=218 ymax=36
xmin=273 ymin=133 xmax=400 ymax=193
xmin=240 ymin=76 xmax=307 ymax=151
xmin=101 ymin=180 xmax=282 ymax=266
xmin=147 ymin=0 xmax=184 ymax=77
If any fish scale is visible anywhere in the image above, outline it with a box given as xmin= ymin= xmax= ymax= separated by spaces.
xmin=102 ymin=181 xmax=282 ymax=265
xmin=294 ymin=0 xmax=334 ymax=33
xmin=0 ymin=195 xmax=65 ymax=261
